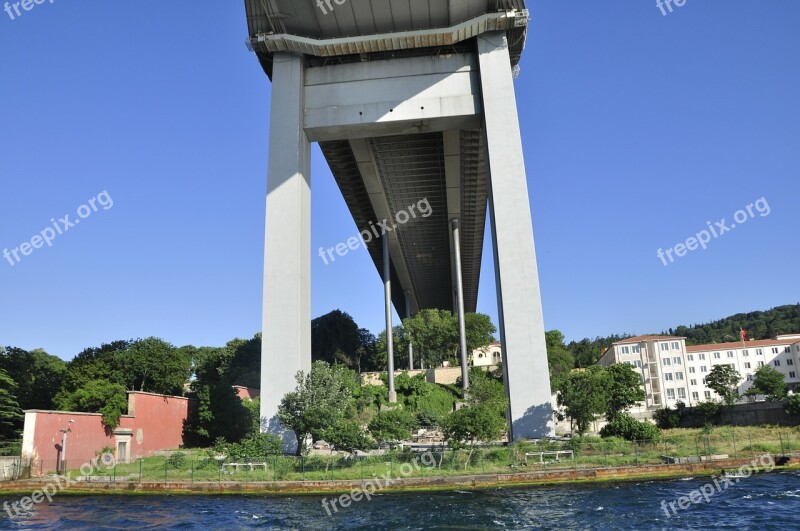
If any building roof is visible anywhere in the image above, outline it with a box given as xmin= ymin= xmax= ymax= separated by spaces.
xmin=612 ymin=335 xmax=686 ymax=345
xmin=686 ymin=338 xmax=798 ymax=353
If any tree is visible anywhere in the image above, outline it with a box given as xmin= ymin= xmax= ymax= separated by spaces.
xmin=604 ymin=364 xmax=646 ymax=420
xmin=311 ymin=310 xmax=362 ymax=367
xmin=746 ymin=365 xmax=788 ymax=401
xmin=55 ymin=379 xmax=128 ymax=429
xmin=704 ymin=365 xmax=741 ymax=406
xmin=545 ymin=331 xmax=576 ymax=392
xmin=600 ymin=413 xmax=660 ymax=442
xmin=464 ymin=313 xmax=496 ymax=354
xmin=402 ymin=309 xmax=458 ymax=368
xmin=0 ymin=369 xmax=24 ymax=440
xmin=0 ymin=347 xmax=66 ymax=410
xmin=277 ymin=361 xmax=355 ymax=455
xmin=325 ymin=419 xmax=375 ymax=453
xmin=368 ymin=407 xmax=418 ymax=442
xmin=557 ymin=367 xmax=607 ymax=436
xmin=59 ymin=340 xmax=131 ymax=394
xmin=442 ymin=404 xmax=506 ymax=467
xmin=118 ymin=337 xmax=191 ymax=395
xmin=785 ymin=394 xmax=800 ymax=416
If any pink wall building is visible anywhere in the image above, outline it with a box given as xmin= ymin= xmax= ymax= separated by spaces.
xmin=21 ymin=391 xmax=194 ymax=475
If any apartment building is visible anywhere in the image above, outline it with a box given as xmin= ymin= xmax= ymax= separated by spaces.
xmin=598 ymin=334 xmax=800 ymax=410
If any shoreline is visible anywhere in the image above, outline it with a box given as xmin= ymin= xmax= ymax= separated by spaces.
xmin=1 ymin=456 xmax=797 ymax=497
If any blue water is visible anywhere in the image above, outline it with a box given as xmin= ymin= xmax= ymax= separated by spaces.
xmin=1 ymin=472 xmax=798 ymax=529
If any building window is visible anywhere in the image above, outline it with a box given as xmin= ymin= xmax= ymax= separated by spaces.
xmin=634 ymin=360 xmax=643 ymax=368
xmin=663 ymin=359 xmax=671 ymax=366
xmin=729 ymin=364 xmax=735 ymax=369
xmin=774 ymin=360 xmax=781 ymax=367
xmin=661 ymin=343 xmax=670 ymax=351
xmin=772 ymin=348 xmax=779 ymax=354
xmin=665 ymin=373 xmax=674 ymax=381
xmin=704 ymin=391 xmax=711 ymax=399
xmin=690 ymin=379 xmax=697 ymax=386
xmin=676 ymin=372 xmax=684 ymax=380
xmin=671 ymin=342 xmax=680 ymax=350
xmin=673 ymin=357 xmax=682 ymax=365
xmin=687 ymin=354 xmax=694 ymax=361
xmin=666 ymin=389 xmax=676 ymax=399
xmin=689 ymin=367 xmax=696 ymax=374
xmin=692 ymin=392 xmax=700 ymax=400
xmin=621 ymin=346 xmax=630 ymax=354
xmin=745 ymin=362 xmax=751 ymax=369
xmin=788 ymin=359 xmax=794 ymax=366
xmin=700 ymin=366 xmax=708 ymax=373
xmin=758 ymin=361 xmax=765 ymax=367
xmin=742 ymin=350 xmax=749 ymax=357
xmin=757 ymin=349 xmax=763 ymax=355
xmin=699 ymin=354 xmax=706 ymax=360
xmin=790 ymin=372 xmax=797 ymax=379
xmin=632 ymin=345 xmax=641 ymax=354
xmin=786 ymin=347 xmax=792 ymax=353
xmin=747 ymin=374 xmax=753 ymax=381
xmin=678 ymin=388 xmax=686 ymax=399
xmin=727 ymin=351 xmax=734 ymax=358
xmin=713 ymin=352 xmax=721 ymax=359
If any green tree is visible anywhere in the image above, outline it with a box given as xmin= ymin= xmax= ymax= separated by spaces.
xmin=368 ymin=407 xmax=418 ymax=442
xmin=464 ymin=313 xmax=496 ymax=354
xmin=311 ymin=310 xmax=362 ymax=368
xmin=604 ymin=363 xmax=646 ymax=420
xmin=557 ymin=367 xmax=608 ymax=436
xmin=746 ymin=365 xmax=788 ymax=401
xmin=0 ymin=369 xmax=24 ymax=440
xmin=545 ymin=331 xmax=576 ymax=392
xmin=599 ymin=413 xmax=660 ymax=442
xmin=785 ymin=394 xmax=800 ymax=416
xmin=0 ymin=347 xmax=66 ymax=410
xmin=55 ymin=379 xmax=128 ymax=429
xmin=704 ymin=365 xmax=742 ymax=406
xmin=59 ymin=340 xmax=131 ymax=394
xmin=324 ymin=419 xmax=374 ymax=453
xmin=402 ymin=309 xmax=458 ymax=368
xmin=277 ymin=361 xmax=355 ymax=455
xmin=442 ymin=403 xmax=506 ymax=467
xmin=119 ymin=337 xmax=191 ymax=395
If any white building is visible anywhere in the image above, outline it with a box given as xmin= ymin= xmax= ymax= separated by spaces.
xmin=598 ymin=334 xmax=800 ymax=410
xmin=471 ymin=342 xmax=502 ymax=367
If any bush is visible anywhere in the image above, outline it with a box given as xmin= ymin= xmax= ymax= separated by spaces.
xmin=225 ymin=434 xmax=283 ymax=462
xmin=166 ymin=452 xmax=187 ymax=469
xmin=600 ymin=414 xmax=661 ymax=442
xmin=694 ymin=401 xmax=722 ymax=426
xmin=324 ymin=419 xmax=375 ymax=452
xmin=786 ymin=394 xmax=800 ymax=416
xmin=653 ymin=403 xmax=687 ymax=429
xmin=368 ymin=408 xmax=418 ymax=442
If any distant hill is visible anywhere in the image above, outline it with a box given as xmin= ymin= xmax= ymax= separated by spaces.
xmin=565 ymin=304 xmax=800 ymax=368
xmin=663 ymin=304 xmax=800 ymax=346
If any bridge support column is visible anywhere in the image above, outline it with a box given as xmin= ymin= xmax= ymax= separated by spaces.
xmin=384 ymin=233 xmax=397 ymax=403
xmin=477 ymin=32 xmax=554 ymax=439
xmin=451 ymin=219 xmax=469 ymax=395
xmin=260 ymin=52 xmax=312 ymax=450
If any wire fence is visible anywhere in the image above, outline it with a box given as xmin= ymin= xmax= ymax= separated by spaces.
xmin=13 ymin=431 xmax=799 ymax=484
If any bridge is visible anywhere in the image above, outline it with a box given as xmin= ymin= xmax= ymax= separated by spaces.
xmin=244 ymin=0 xmax=553 ymax=446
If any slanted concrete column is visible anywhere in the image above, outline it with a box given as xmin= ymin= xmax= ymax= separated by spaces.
xmin=260 ymin=52 xmax=312 ymax=450
xmin=405 ymin=290 xmax=414 ymax=371
xmin=451 ymin=219 xmax=469 ymax=395
xmin=477 ymin=32 xmax=554 ymax=440
xmin=384 ymin=233 xmax=397 ymax=403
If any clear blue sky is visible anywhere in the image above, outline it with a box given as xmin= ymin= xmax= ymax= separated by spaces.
xmin=1 ymin=1 xmax=798 ymax=360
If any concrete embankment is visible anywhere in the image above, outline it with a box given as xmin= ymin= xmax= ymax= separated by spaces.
xmin=1 ymin=456 xmax=797 ymax=497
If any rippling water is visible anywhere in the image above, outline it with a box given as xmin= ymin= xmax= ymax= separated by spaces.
xmin=1 ymin=472 xmax=798 ymax=529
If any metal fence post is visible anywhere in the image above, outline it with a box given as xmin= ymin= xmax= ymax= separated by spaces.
xmin=139 ymin=459 xmax=143 ymax=483
xmin=749 ymin=433 xmax=754 ymax=459
xmin=164 ymin=459 xmax=168 ymax=483
xmin=191 ymin=460 xmax=194 ymax=483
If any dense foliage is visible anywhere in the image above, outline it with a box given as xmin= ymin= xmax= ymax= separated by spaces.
xmin=704 ymin=365 xmax=742 ymax=406
xmin=0 ymin=369 xmax=24 ymax=440
xmin=599 ymin=413 xmax=661 ymax=442
xmin=745 ymin=365 xmax=788 ymax=401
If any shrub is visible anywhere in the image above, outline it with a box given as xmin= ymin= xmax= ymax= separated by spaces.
xmin=368 ymin=408 xmax=418 ymax=442
xmin=166 ymin=452 xmax=187 ymax=469
xmin=786 ymin=394 xmax=800 ymax=416
xmin=694 ymin=401 xmax=722 ymax=426
xmin=600 ymin=414 xmax=661 ymax=442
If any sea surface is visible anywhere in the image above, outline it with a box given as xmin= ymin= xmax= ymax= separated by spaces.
xmin=1 ymin=471 xmax=798 ymax=529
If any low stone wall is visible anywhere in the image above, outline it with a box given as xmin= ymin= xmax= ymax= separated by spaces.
xmin=0 ymin=457 xmax=20 ymax=481
xmin=2 ymin=455 xmax=795 ymax=496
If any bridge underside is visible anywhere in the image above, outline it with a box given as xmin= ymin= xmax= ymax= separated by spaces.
xmin=246 ymin=0 xmax=554 ymax=446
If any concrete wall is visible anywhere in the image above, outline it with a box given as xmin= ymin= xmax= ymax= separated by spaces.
xmin=0 ymin=457 xmax=20 ymax=481
xmin=22 ymin=392 xmax=193 ymax=475
xmin=679 ymin=401 xmax=799 ymax=428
